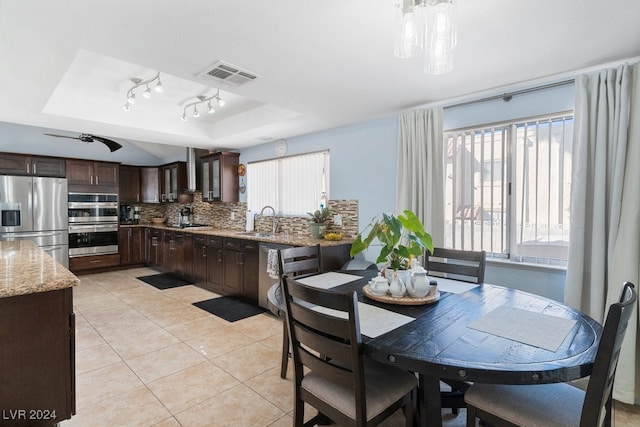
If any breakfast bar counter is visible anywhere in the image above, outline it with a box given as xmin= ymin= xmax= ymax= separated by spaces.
xmin=0 ymin=240 xmax=79 ymax=298
xmin=0 ymin=240 xmax=77 ymax=425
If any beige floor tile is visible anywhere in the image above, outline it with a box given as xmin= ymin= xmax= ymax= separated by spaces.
xmin=75 ymin=341 xmax=122 ymax=375
xmin=185 ymin=327 xmax=255 ymax=359
xmin=230 ymin=312 xmax=283 ymax=341
xmin=245 ymin=366 xmax=294 ymax=412
xmin=61 ymin=385 xmax=170 ymax=427
xmin=148 ymin=361 xmax=240 ymax=414
xmin=259 ymin=330 xmax=284 ymax=353
xmin=268 ymin=414 xmax=293 ymax=427
xmin=174 ymin=383 xmax=284 ymax=427
xmin=125 ymin=342 xmax=207 ymax=384
xmin=165 ymin=316 xmax=230 ymax=341
xmin=152 ymin=417 xmax=183 ymax=427
xmin=212 ymin=341 xmax=281 ymax=381
xmin=161 ymin=284 xmax=218 ymax=304
xmin=74 ymin=319 xmax=106 ymax=350
xmin=99 ymin=322 xmax=180 ymax=359
xmin=144 ymin=304 xmax=210 ymax=328
xmin=81 ymin=305 xmax=150 ymax=330
xmin=75 ymin=361 xmax=144 ymax=409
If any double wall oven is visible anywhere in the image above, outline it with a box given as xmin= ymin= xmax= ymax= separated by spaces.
xmin=68 ymin=193 xmax=118 ymax=257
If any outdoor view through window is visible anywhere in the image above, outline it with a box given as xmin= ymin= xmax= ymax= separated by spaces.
xmin=444 ymin=113 xmax=573 ymax=265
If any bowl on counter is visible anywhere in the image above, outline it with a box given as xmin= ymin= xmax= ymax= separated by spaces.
xmin=151 ymin=217 xmax=166 ymax=224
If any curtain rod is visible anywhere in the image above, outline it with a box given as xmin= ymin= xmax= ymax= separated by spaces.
xmin=443 ymin=79 xmax=575 ymax=110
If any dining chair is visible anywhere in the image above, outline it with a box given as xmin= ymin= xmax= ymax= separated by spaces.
xmin=464 ymin=281 xmax=637 ymax=427
xmin=281 ymin=274 xmax=417 ymax=427
xmin=425 ymin=247 xmax=486 ymax=414
xmin=276 ymin=244 xmax=323 ymax=379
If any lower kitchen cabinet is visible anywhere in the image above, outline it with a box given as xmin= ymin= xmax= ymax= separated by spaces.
xmin=145 ymin=228 xmax=163 ymax=267
xmin=206 ymin=236 xmax=224 ymax=293
xmin=119 ymin=227 xmax=144 ymax=265
xmin=222 ymin=238 xmax=259 ymax=303
xmin=191 ymin=235 xmax=208 ymax=283
xmin=69 ymin=254 xmax=120 ymax=272
xmin=0 ymin=287 xmax=75 ymax=423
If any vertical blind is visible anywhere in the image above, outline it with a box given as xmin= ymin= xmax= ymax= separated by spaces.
xmin=247 ymin=151 xmax=329 ymax=215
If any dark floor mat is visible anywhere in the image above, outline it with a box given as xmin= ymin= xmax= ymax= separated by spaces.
xmin=193 ymin=296 xmax=266 ymax=322
xmin=136 ymin=273 xmax=192 ymax=290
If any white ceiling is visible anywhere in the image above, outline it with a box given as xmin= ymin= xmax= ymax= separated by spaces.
xmin=1 ymin=0 xmax=639 ymax=157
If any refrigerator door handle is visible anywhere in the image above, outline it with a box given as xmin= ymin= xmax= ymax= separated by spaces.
xmin=33 ymin=181 xmax=39 ymax=228
xmin=1 ymin=231 xmax=59 ymax=239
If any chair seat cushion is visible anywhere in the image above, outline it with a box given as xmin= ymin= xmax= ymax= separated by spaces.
xmin=301 ymin=358 xmax=417 ymax=421
xmin=465 ymin=382 xmax=585 ymax=427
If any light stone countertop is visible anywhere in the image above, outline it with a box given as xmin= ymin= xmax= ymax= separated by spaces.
xmin=0 ymin=240 xmax=79 ymax=299
xmin=122 ymin=223 xmax=353 ymax=247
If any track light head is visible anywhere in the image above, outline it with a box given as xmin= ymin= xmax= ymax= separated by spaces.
xmin=207 ymin=101 xmax=215 ymax=114
xmin=217 ymin=97 xmax=226 ymax=107
xmin=143 ymin=85 xmax=152 ymax=99
xmin=154 ymin=74 xmax=163 ymax=93
xmin=193 ymin=106 xmax=199 ymax=118
xmin=127 ymin=92 xmax=136 ymax=104
xmin=181 ymin=112 xmax=187 ymax=122
xmin=123 ymin=102 xmax=131 ymax=112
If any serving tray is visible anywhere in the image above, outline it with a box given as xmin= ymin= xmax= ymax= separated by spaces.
xmin=363 ymin=284 xmax=440 ymax=305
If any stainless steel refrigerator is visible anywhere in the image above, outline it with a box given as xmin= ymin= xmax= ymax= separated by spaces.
xmin=0 ymin=175 xmax=69 ymax=267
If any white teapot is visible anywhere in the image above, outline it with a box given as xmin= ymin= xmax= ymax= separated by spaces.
xmin=389 ymin=271 xmax=407 ymax=298
xmin=407 ymin=265 xmax=429 ymax=298
xmin=369 ymin=273 xmax=389 ymax=296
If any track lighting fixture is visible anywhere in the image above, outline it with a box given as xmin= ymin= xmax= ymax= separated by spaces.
xmin=123 ymin=72 xmax=162 ymax=112
xmin=180 ymin=89 xmax=225 ymax=121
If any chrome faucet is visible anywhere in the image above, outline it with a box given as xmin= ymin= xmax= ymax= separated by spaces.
xmin=255 ymin=205 xmax=279 ymax=234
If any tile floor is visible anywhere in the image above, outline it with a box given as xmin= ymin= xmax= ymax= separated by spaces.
xmin=61 ymin=268 xmax=640 ymax=427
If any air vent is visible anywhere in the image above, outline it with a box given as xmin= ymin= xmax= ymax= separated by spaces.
xmin=199 ymin=61 xmax=259 ymax=86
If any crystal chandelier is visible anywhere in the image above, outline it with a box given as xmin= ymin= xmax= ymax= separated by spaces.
xmin=394 ymin=0 xmax=457 ymax=75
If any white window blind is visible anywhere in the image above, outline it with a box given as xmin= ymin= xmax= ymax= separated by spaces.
xmin=247 ymin=151 xmax=329 ymax=215
xmin=444 ymin=113 xmax=573 ymax=265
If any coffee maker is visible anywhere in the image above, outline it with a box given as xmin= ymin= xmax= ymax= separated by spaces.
xmin=179 ymin=207 xmax=193 ymax=226
xmin=119 ymin=205 xmax=139 ymax=224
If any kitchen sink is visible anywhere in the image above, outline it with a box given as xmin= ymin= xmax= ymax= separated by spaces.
xmin=167 ymin=223 xmax=212 ymax=229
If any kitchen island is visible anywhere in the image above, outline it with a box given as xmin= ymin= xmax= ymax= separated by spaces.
xmin=0 ymin=240 xmax=78 ymax=426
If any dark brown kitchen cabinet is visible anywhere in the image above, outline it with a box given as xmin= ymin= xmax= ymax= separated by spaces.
xmin=140 ymin=166 xmax=160 ymax=203
xmin=191 ymin=235 xmax=208 ymax=283
xmin=119 ymin=227 xmax=143 ymax=265
xmin=0 ymin=152 xmax=66 ymax=177
xmin=201 ymin=152 xmax=239 ymax=202
xmin=119 ymin=165 xmax=141 ymax=203
xmin=162 ymin=230 xmax=187 ymax=276
xmin=222 ymin=237 xmax=259 ymax=303
xmin=0 ymin=287 xmax=75 ymax=424
xmin=160 ymin=162 xmax=187 ymax=202
xmin=145 ymin=228 xmax=163 ymax=266
xmin=206 ymin=236 xmax=224 ymax=293
xmin=66 ymin=159 xmax=119 ymax=192
xmin=69 ymin=254 xmax=121 ymax=272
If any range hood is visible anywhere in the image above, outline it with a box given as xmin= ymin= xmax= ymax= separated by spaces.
xmin=186 ymin=147 xmax=198 ymax=193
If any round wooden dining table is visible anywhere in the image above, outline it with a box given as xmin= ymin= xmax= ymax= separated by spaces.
xmin=268 ymin=270 xmax=602 ymax=427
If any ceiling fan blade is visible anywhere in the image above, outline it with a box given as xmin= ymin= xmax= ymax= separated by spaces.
xmin=90 ymin=136 xmax=123 ymax=152
xmin=43 ymin=133 xmax=81 ymax=140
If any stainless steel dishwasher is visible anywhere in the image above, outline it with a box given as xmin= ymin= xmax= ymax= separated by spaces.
xmin=258 ymin=242 xmax=292 ymax=309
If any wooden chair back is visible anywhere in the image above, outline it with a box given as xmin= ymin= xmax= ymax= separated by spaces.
xmin=426 ymin=247 xmax=486 ymax=284
xmin=278 ymin=244 xmax=323 ymax=278
xmin=580 ymin=282 xmax=637 ymax=426
xmin=282 ymin=275 xmax=369 ymax=424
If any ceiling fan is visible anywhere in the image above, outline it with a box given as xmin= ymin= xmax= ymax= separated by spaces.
xmin=44 ymin=133 xmax=123 ymax=152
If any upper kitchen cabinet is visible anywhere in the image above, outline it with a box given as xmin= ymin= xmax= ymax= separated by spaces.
xmin=140 ymin=166 xmax=160 ymax=203
xmin=119 ymin=165 xmax=141 ymax=203
xmin=66 ymin=159 xmax=119 ymax=193
xmin=0 ymin=152 xmax=65 ymax=177
xmin=160 ymin=162 xmax=187 ymax=203
xmin=201 ymin=152 xmax=239 ymax=202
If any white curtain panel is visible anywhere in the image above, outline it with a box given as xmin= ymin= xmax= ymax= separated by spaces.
xmin=565 ymin=62 xmax=640 ymax=404
xmin=395 ymin=107 xmax=445 ymax=247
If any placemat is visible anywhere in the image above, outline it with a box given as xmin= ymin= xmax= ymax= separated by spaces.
xmin=296 ymin=272 xmax=362 ymax=290
xmin=428 ymin=276 xmax=479 ymax=294
xmin=312 ymin=302 xmax=415 ymax=339
xmin=467 ymin=305 xmax=577 ymax=352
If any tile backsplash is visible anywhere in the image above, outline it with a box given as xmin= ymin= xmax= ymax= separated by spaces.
xmin=134 ymin=193 xmax=359 ymax=238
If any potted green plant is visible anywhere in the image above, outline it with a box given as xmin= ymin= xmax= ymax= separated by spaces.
xmin=350 ymin=210 xmax=434 ymax=279
xmin=307 ymin=207 xmax=332 ymax=238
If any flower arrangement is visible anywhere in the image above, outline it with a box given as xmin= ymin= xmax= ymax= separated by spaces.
xmin=306 ymin=207 xmax=332 ymax=223
xmin=349 ymin=210 xmax=434 ymax=271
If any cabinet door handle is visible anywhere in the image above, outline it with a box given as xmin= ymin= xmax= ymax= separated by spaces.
xmin=202 ymin=247 xmax=207 ymax=258
xmin=26 ymin=163 xmax=30 ymax=174
xmin=218 ymin=250 xmax=223 ymax=262
xmin=90 ymin=175 xmax=93 ymax=185
xmin=33 ymin=163 xmax=37 ymax=174
xmin=96 ymin=176 xmax=99 ymax=185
